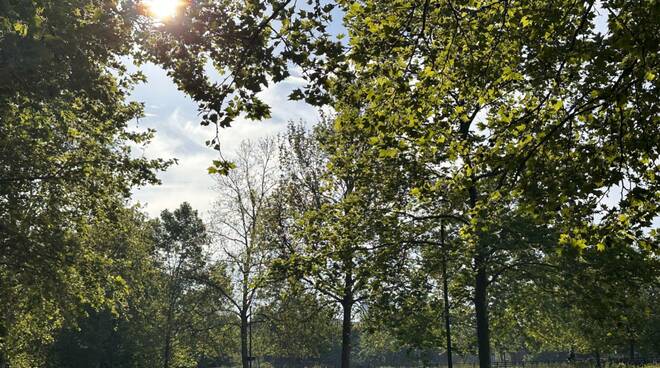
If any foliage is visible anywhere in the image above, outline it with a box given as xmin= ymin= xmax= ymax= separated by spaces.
xmin=0 ymin=1 xmax=169 ymax=365
xmin=267 ymin=121 xmax=396 ymax=367
xmin=301 ymin=1 xmax=660 ymax=366
xmin=118 ymin=0 xmax=660 ymax=365
xmin=2 ymin=1 xmax=660 ymax=367
xmin=42 ymin=204 xmax=236 ymax=368
xmin=256 ymin=280 xmax=339 ymax=361
xmin=137 ymin=0 xmax=344 ymax=169
xmin=153 ymin=202 xmax=215 ymax=368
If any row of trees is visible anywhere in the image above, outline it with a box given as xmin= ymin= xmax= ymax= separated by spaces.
xmin=20 ymin=135 xmax=448 ymax=367
xmin=27 ymin=124 xmax=659 ymax=368
xmin=264 ymin=123 xmax=659 ymax=368
xmin=2 ymin=0 xmax=658 ymax=367
xmin=144 ymin=0 xmax=659 ymax=366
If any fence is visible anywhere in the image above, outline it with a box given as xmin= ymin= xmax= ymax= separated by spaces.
xmin=487 ymin=358 xmax=660 ymax=368
xmin=361 ymin=358 xmax=660 ymax=368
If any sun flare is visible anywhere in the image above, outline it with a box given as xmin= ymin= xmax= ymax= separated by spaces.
xmin=144 ymin=0 xmax=183 ymax=20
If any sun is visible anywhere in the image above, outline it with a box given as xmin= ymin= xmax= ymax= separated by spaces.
xmin=143 ymin=0 xmax=184 ymax=20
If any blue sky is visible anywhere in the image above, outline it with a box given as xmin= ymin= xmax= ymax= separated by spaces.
xmin=128 ymin=2 xmax=346 ymax=218
xmin=128 ymin=62 xmax=319 ymax=218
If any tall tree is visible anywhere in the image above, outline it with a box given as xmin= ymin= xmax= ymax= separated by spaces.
xmin=302 ymin=2 xmax=660 ymax=368
xmin=153 ymin=203 xmax=211 ymax=368
xmin=207 ymin=139 xmax=278 ymax=368
xmin=268 ymin=122 xmax=395 ymax=368
xmin=0 ymin=1 xmax=168 ymax=365
xmin=43 ymin=205 xmax=236 ymax=368
xmin=44 ymin=207 xmax=161 ymax=368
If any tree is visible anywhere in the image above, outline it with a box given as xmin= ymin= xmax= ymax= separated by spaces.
xmin=206 ymin=139 xmax=278 ymax=368
xmin=551 ymin=238 xmax=659 ymax=363
xmin=43 ymin=209 xmax=161 ymax=368
xmin=268 ymin=122 xmax=395 ymax=368
xmin=255 ymin=279 xmax=340 ymax=366
xmin=0 ymin=94 xmax=166 ymax=365
xmin=305 ymin=2 xmax=660 ymax=368
xmin=43 ymin=205 xmax=237 ymax=368
xmin=153 ymin=203 xmax=212 ymax=368
xmin=0 ymin=1 xmax=170 ymax=365
xmin=0 ymin=0 xmax=141 ymax=104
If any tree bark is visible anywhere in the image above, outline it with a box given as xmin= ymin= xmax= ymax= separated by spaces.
xmin=162 ymin=305 xmax=174 ymax=368
xmin=475 ymin=258 xmax=491 ymax=368
xmin=469 ymin=183 xmax=491 ymax=368
xmin=441 ymin=222 xmax=453 ymax=368
xmin=241 ymin=312 xmax=250 ymax=368
xmin=162 ymin=328 xmax=171 ymax=368
xmin=629 ymin=338 xmax=635 ymax=362
xmin=341 ymin=300 xmax=353 ymax=368
xmin=341 ymin=263 xmax=354 ymax=368
xmin=249 ymin=310 xmax=253 ymax=368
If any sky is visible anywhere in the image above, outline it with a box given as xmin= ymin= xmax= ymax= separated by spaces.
xmin=128 ymin=62 xmax=319 ymax=218
xmin=127 ymin=2 xmax=346 ymax=219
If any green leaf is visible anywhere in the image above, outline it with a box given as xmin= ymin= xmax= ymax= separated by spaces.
xmin=13 ymin=21 xmax=28 ymax=36
xmin=378 ymin=147 xmax=398 ymax=158
xmin=551 ymin=99 xmax=564 ymax=111
xmin=521 ymin=16 xmax=531 ymax=27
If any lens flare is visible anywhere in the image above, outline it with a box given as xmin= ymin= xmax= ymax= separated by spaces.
xmin=143 ymin=0 xmax=183 ymax=20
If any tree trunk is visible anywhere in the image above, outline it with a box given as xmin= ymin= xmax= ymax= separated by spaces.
xmin=629 ymin=338 xmax=635 ymax=362
xmin=163 ymin=307 xmax=174 ymax=368
xmin=162 ymin=330 xmax=171 ymax=368
xmin=241 ymin=312 xmax=250 ymax=368
xmin=475 ymin=253 xmax=491 ymax=368
xmin=249 ymin=309 xmax=253 ymax=368
xmin=0 ymin=320 xmax=6 ymax=368
xmin=441 ymin=222 xmax=453 ymax=368
xmin=341 ymin=300 xmax=353 ymax=368
xmin=341 ymin=261 xmax=354 ymax=368
xmin=468 ymin=182 xmax=491 ymax=368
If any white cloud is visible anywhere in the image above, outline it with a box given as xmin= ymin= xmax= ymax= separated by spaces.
xmin=129 ymin=63 xmax=319 ymax=219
